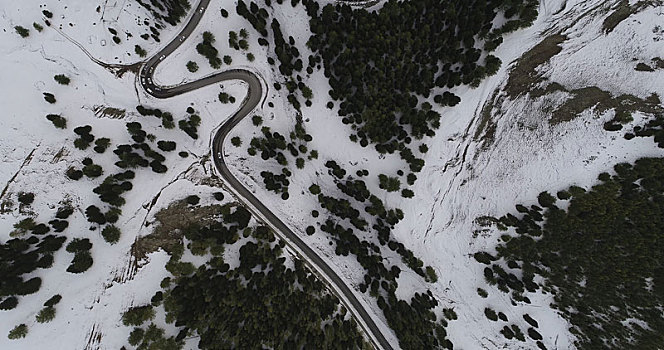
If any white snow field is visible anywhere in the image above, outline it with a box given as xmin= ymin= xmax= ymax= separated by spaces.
xmin=0 ymin=0 xmax=663 ymax=348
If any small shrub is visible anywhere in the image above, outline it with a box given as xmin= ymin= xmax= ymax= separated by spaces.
xmin=231 ymin=136 xmax=242 ymax=147
xmin=43 ymin=92 xmax=56 ymax=104
xmin=82 ymin=164 xmax=103 ymax=178
xmin=54 ymin=74 xmax=70 ymax=85
xmin=122 ymin=305 xmax=155 ymax=326
xmin=213 ymin=192 xmax=224 ymax=201
xmin=94 ymin=138 xmax=111 ymax=153
xmin=33 ymin=22 xmax=44 ymax=32
xmin=8 ymin=324 xmax=28 ymax=340
xmin=306 ymin=226 xmax=315 ymax=235
xmin=15 ymin=26 xmax=30 ymax=37
xmin=635 ymin=62 xmax=654 ymax=72
xmin=157 ymin=140 xmax=176 ymax=152
xmin=498 ymin=312 xmax=508 ymax=321
xmin=66 ymin=167 xmax=83 ymax=180
xmin=66 ymin=251 xmax=93 ymax=273
xmin=477 ymin=288 xmax=488 ymax=298
xmin=17 ymin=192 xmax=35 ymax=205
xmin=66 ymin=238 xmax=92 ymax=253
xmin=523 ymin=314 xmax=539 ymax=328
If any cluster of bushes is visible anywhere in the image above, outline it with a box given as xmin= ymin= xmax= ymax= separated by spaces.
xmin=93 ymin=138 xmax=111 ymax=153
xmin=113 ymin=123 xmax=168 ymax=173
xmin=53 ymin=74 xmax=70 ymax=85
xmin=196 ymin=31 xmax=221 ymax=68
xmin=478 ymin=157 xmax=664 ymax=349
xmin=237 ymin=3 xmax=313 ymax=109
xmin=228 ymin=29 xmax=249 ymax=51
xmin=1 ymin=201 xmax=70 ymax=312
xmin=92 ymin=171 xmax=135 ymax=207
xmin=129 ymin=201 xmax=367 ymax=349
xmin=247 ymin=120 xmax=317 ymax=197
xmin=15 ymin=26 xmax=30 ymax=37
xmin=178 ymin=111 xmax=200 ymax=139
xmin=136 ymin=105 xmax=175 ymax=129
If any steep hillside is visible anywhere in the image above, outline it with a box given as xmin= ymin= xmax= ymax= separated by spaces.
xmin=1 ymin=0 xmax=663 ymax=349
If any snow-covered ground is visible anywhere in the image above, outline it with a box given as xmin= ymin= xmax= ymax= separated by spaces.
xmin=0 ymin=0 xmax=249 ymax=348
xmin=1 ymin=0 xmax=663 ymax=348
xmin=225 ymin=0 xmax=664 ymax=349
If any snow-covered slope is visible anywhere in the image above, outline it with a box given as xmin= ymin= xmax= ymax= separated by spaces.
xmin=1 ymin=0 xmax=663 ymax=348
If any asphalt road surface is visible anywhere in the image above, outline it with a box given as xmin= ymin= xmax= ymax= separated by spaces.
xmin=138 ymin=1 xmax=395 ymax=349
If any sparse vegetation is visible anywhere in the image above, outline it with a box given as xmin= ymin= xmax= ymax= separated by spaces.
xmin=196 ymin=31 xmax=221 ymax=68
xmin=54 ymin=74 xmax=70 ymax=85
xmin=15 ymin=26 xmax=29 ymax=37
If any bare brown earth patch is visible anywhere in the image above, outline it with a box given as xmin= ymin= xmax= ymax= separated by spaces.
xmin=132 ymin=200 xmax=234 ymax=261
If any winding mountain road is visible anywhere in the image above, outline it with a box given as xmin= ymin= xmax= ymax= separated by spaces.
xmin=137 ymin=1 xmax=394 ymax=350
